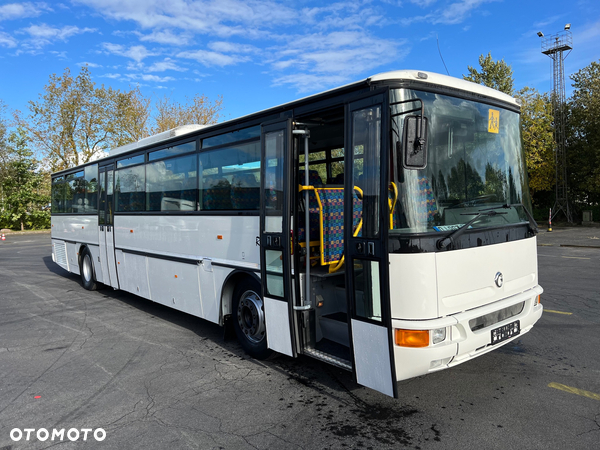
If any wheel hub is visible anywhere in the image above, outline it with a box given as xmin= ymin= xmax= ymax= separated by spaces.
xmin=237 ymin=290 xmax=265 ymax=344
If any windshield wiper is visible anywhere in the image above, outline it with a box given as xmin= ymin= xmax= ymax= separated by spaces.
xmin=478 ymin=203 xmax=539 ymax=234
xmin=436 ymin=209 xmax=507 ymax=250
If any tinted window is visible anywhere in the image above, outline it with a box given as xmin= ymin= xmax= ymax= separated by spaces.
xmin=148 ymin=141 xmax=196 ymax=162
xmin=202 ymin=125 xmax=260 ymax=149
xmin=115 ymin=165 xmax=145 ymax=211
xmin=147 ymin=154 xmax=198 ymax=211
xmin=117 ymin=154 xmax=144 ymax=168
xmin=199 ymin=141 xmax=260 ymax=210
xmin=84 ymin=165 xmax=98 ymax=213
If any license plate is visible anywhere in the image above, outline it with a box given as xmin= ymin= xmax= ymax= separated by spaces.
xmin=491 ymin=320 xmax=520 ymax=345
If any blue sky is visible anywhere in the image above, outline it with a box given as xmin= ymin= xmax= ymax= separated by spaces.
xmin=1 ymin=0 xmax=599 ymax=124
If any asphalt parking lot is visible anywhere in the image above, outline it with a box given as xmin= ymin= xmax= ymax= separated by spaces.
xmin=0 ymin=230 xmax=599 ymax=449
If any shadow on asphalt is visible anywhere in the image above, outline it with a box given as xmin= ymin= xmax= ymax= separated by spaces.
xmin=41 ymin=255 xmax=362 ymax=400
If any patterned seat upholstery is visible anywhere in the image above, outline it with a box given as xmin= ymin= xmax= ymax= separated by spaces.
xmin=318 ymin=189 xmax=345 ymax=264
xmin=352 ymin=189 xmax=363 ymax=238
xmin=231 ymin=173 xmax=259 ymax=210
xmin=416 ymin=177 xmax=438 ymax=225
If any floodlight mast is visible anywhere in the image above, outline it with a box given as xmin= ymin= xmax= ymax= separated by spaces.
xmin=539 ymin=26 xmax=573 ymax=223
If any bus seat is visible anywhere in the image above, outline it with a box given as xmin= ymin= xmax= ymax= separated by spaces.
xmin=317 ymin=188 xmax=345 ymax=264
xmin=332 ymin=173 xmax=344 ymax=185
xmin=231 ymin=173 xmax=260 ymax=210
xmin=416 ymin=177 xmax=438 ymax=225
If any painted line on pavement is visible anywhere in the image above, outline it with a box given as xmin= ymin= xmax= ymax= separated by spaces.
xmin=548 ymin=383 xmax=600 ymax=401
xmin=561 ymin=256 xmax=591 ymax=260
xmin=544 ymin=309 xmax=573 ymax=315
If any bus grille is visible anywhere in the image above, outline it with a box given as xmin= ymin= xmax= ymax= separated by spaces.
xmin=54 ymin=242 xmax=68 ymax=268
xmin=469 ymin=301 xmax=525 ymax=331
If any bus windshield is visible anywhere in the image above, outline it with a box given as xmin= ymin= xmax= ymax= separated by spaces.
xmin=390 ymin=88 xmax=532 ymax=234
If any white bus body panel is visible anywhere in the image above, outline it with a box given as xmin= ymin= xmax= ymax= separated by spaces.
xmin=51 ymin=215 xmax=99 ymax=275
xmin=51 ymin=215 xmax=99 ymax=244
xmin=389 ymin=237 xmax=543 ymax=382
xmin=107 ymin=215 xmax=260 ymax=324
xmin=112 ymin=215 xmax=260 ymax=266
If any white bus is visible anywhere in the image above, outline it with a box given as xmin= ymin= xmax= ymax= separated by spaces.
xmin=51 ymin=70 xmax=543 ymax=397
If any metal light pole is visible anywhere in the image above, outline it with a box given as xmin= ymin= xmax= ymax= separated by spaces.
xmin=538 ymin=24 xmax=573 ymax=223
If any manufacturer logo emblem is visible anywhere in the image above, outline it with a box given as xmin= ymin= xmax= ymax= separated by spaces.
xmin=495 ymin=272 xmax=504 ymax=288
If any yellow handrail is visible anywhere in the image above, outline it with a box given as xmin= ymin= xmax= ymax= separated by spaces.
xmin=388 ymin=182 xmax=398 ymax=229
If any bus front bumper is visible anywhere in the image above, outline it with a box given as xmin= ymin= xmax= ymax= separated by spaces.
xmin=391 ymin=285 xmax=544 ymax=382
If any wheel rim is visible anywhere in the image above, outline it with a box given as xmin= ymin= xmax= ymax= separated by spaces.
xmin=237 ymin=289 xmax=265 ymax=344
xmin=82 ymin=254 xmax=92 ymax=283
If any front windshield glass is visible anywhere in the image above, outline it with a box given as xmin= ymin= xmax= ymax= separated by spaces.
xmin=390 ymin=88 xmax=532 ymax=234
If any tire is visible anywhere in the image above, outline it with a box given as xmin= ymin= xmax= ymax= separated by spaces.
xmin=232 ymin=278 xmax=272 ymax=360
xmin=80 ymin=247 xmax=98 ymax=291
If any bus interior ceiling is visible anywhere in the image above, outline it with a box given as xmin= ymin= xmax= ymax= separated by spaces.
xmin=295 ymin=107 xmax=352 ymax=362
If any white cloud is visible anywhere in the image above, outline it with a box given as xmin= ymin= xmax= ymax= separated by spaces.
xmin=77 ymin=61 xmax=103 ymax=67
xmin=208 ymin=41 xmax=259 ymax=54
xmin=139 ymin=29 xmax=192 ymax=45
xmin=21 ymin=24 xmax=96 ymax=42
xmin=177 ymin=49 xmax=246 ymax=67
xmin=146 ymin=58 xmax=187 ymax=72
xmin=400 ymin=0 xmax=495 ymax=26
xmin=271 ymin=73 xmax=348 ymax=93
xmin=269 ymin=31 xmax=408 ymax=92
xmin=273 ymin=32 xmax=403 ymax=76
xmin=0 ymin=31 xmax=18 ymax=47
xmin=125 ymin=73 xmax=175 ymax=82
xmin=73 ymin=0 xmax=296 ymax=37
xmin=101 ymin=42 xmax=156 ymax=62
xmin=0 ymin=2 xmax=51 ymax=21
xmin=433 ymin=0 xmax=495 ymax=25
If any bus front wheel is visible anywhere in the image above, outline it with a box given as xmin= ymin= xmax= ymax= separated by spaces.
xmin=80 ymin=247 xmax=98 ymax=291
xmin=232 ymin=278 xmax=272 ymax=360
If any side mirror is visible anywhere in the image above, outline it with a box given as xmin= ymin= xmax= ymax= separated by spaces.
xmin=402 ymin=116 xmax=428 ymax=169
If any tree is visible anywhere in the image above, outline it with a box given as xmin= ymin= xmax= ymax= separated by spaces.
xmin=20 ymin=66 xmax=152 ymax=171
xmin=0 ymin=100 xmax=10 ymax=213
xmin=566 ymin=60 xmax=600 ymax=205
xmin=1 ymin=128 xmax=50 ymax=231
xmin=515 ymin=87 xmax=555 ymax=204
xmin=152 ymin=93 xmax=223 ymax=134
xmin=463 ymin=52 xmax=514 ymax=95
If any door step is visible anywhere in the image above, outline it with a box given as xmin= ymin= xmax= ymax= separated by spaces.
xmin=303 ymin=348 xmax=352 ymax=371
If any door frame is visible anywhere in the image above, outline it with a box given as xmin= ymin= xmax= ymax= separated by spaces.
xmin=259 ymin=118 xmax=296 ymax=357
xmin=98 ymin=163 xmax=119 ymax=289
xmin=344 ymin=88 xmax=398 ymax=397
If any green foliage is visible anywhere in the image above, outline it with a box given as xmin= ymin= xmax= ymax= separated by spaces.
xmin=515 ymin=87 xmax=555 ymax=206
xmin=566 ymin=60 xmax=600 ymax=205
xmin=21 ymin=66 xmax=153 ymax=171
xmin=463 ymin=53 xmax=514 ymax=95
xmin=0 ymin=128 xmax=50 ymax=230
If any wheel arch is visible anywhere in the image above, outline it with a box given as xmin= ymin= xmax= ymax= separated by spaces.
xmin=220 ymin=269 xmax=261 ymax=325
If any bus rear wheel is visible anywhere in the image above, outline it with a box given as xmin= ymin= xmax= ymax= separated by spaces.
xmin=233 ymin=278 xmax=272 ymax=360
xmin=80 ymin=247 xmax=98 ymax=291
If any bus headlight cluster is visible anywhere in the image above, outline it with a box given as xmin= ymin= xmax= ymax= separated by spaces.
xmin=431 ymin=328 xmax=447 ymax=344
xmin=394 ymin=327 xmax=448 ymax=347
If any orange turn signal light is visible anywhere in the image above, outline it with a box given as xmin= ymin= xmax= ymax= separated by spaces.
xmin=536 ymin=295 xmax=541 ymax=305
xmin=395 ymin=329 xmax=430 ymax=348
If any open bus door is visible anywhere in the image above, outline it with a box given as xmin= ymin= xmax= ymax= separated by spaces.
xmin=259 ymin=119 xmax=296 ymax=357
xmin=344 ymin=91 xmax=398 ymax=397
